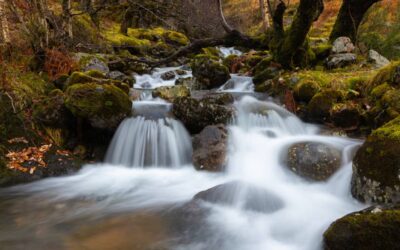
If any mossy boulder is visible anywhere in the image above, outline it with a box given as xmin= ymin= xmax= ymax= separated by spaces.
xmin=352 ymin=116 xmax=400 ymax=204
xmin=152 ymin=85 xmax=190 ymax=102
xmin=173 ymin=95 xmax=234 ymax=134
xmin=330 ymin=102 xmax=362 ymax=129
xmin=191 ymin=54 xmax=231 ymax=90
xmin=308 ymin=89 xmax=344 ymax=122
xmin=65 ymin=83 xmax=131 ymax=130
xmin=33 ymin=89 xmax=71 ymax=127
xmin=323 ymin=204 xmax=400 ymax=250
xmin=294 ymin=80 xmax=321 ymax=102
xmin=367 ymin=61 xmax=400 ymax=92
xmin=287 ymin=142 xmax=342 ymax=181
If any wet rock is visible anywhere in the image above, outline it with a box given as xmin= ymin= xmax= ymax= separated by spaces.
xmin=368 ymin=50 xmax=390 ymax=68
xmin=331 ymin=37 xmax=355 ymax=54
xmin=152 ymin=85 xmax=190 ymax=102
xmin=191 ymin=54 xmax=231 ymax=90
xmin=326 ymin=53 xmax=357 ymax=69
xmin=192 ymin=125 xmax=228 ymax=172
xmin=323 ymin=204 xmax=400 ymax=250
xmin=287 ymin=142 xmax=342 ymax=181
xmin=194 ymin=181 xmax=284 ymax=213
xmin=173 ymin=96 xmax=234 ymax=134
xmin=253 ymin=66 xmax=280 ymax=85
xmin=160 ymin=71 xmax=176 ymax=81
xmin=330 ymin=102 xmax=362 ymax=129
xmin=106 ymin=71 xmax=135 ymax=86
xmin=352 ymin=116 xmax=400 ymax=204
xmin=175 ymin=77 xmax=193 ymax=87
xmin=65 ymin=83 xmax=131 ymax=130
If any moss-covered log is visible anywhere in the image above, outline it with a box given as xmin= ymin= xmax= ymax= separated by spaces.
xmin=329 ymin=0 xmax=381 ymax=42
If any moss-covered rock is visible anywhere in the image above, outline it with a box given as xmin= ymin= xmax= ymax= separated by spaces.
xmin=152 ymin=85 xmax=190 ymax=102
xmin=294 ymin=80 xmax=321 ymax=102
xmin=330 ymin=102 xmax=362 ymax=129
xmin=323 ymin=204 xmax=400 ymax=250
xmin=352 ymin=116 xmax=400 ymax=204
xmin=191 ymin=54 xmax=231 ymax=90
xmin=65 ymin=83 xmax=131 ymax=130
xmin=308 ymin=89 xmax=344 ymax=122
xmin=367 ymin=61 xmax=400 ymax=92
xmin=33 ymin=89 xmax=71 ymax=127
xmin=173 ymin=95 xmax=234 ymax=134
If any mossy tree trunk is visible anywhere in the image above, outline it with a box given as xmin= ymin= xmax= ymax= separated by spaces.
xmin=274 ymin=0 xmax=324 ymax=68
xmin=329 ymin=0 xmax=381 ymax=42
xmin=120 ymin=6 xmax=135 ymax=35
xmin=0 ymin=0 xmax=10 ymax=44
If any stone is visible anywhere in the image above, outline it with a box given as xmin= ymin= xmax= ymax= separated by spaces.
xmin=323 ymin=204 xmax=400 ymax=250
xmin=107 ymin=71 xmax=134 ymax=86
xmin=82 ymin=57 xmax=109 ymax=74
xmin=173 ymin=95 xmax=234 ymax=134
xmin=194 ymin=181 xmax=284 ymax=213
xmin=331 ymin=37 xmax=355 ymax=54
xmin=368 ymin=50 xmax=390 ymax=68
xmin=330 ymin=102 xmax=361 ymax=129
xmin=152 ymin=85 xmax=190 ymax=102
xmin=287 ymin=142 xmax=342 ymax=181
xmin=326 ymin=53 xmax=357 ymax=69
xmin=192 ymin=125 xmax=228 ymax=172
xmin=160 ymin=71 xmax=176 ymax=81
xmin=191 ymin=54 xmax=231 ymax=90
xmin=351 ymin=116 xmax=400 ymax=204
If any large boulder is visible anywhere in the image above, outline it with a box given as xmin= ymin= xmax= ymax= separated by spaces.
xmin=326 ymin=53 xmax=357 ymax=69
xmin=352 ymin=116 xmax=400 ymax=204
xmin=191 ymin=54 xmax=231 ymax=90
xmin=287 ymin=142 xmax=342 ymax=181
xmin=323 ymin=204 xmax=400 ymax=250
xmin=329 ymin=102 xmax=362 ymax=129
xmin=65 ymin=83 xmax=131 ymax=130
xmin=294 ymin=79 xmax=321 ymax=102
xmin=173 ymin=95 xmax=234 ymax=134
xmin=152 ymin=85 xmax=190 ymax=102
xmin=331 ymin=37 xmax=355 ymax=54
xmin=194 ymin=181 xmax=284 ymax=213
xmin=368 ymin=50 xmax=390 ymax=68
xmin=192 ymin=124 xmax=228 ymax=172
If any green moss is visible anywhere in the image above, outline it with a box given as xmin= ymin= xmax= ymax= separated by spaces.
xmin=294 ymin=80 xmax=321 ymax=102
xmin=371 ymin=116 xmax=400 ymax=141
xmin=152 ymin=85 xmax=190 ymax=102
xmin=308 ymin=89 xmax=343 ymax=121
xmin=312 ymin=43 xmax=332 ymax=59
xmin=65 ymin=83 xmax=131 ymax=129
xmin=85 ymin=70 xmax=106 ymax=78
xmin=191 ymin=54 xmax=230 ymax=90
xmin=202 ymin=47 xmax=222 ymax=58
xmin=367 ymin=61 xmax=400 ymax=91
xmin=323 ymin=206 xmax=400 ymax=250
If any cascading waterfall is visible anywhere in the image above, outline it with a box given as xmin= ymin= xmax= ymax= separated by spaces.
xmin=105 ymin=116 xmax=192 ymax=168
xmin=0 ymin=57 xmax=365 ymax=250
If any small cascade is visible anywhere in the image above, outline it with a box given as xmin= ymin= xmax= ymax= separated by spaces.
xmin=105 ymin=116 xmax=192 ymax=168
xmin=134 ymin=67 xmax=192 ymax=89
xmin=219 ymin=47 xmax=243 ymax=58
xmin=219 ymin=75 xmax=254 ymax=92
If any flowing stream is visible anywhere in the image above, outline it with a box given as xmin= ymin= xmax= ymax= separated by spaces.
xmin=0 ymin=49 xmax=365 ymax=250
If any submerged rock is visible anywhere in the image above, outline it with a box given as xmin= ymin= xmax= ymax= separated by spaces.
xmin=192 ymin=125 xmax=228 ymax=172
xmin=323 ymin=204 xmax=400 ymax=250
xmin=65 ymin=83 xmax=131 ymax=130
xmin=191 ymin=54 xmax=231 ymax=90
xmin=287 ymin=142 xmax=342 ymax=181
xmin=194 ymin=181 xmax=284 ymax=213
xmin=173 ymin=95 xmax=234 ymax=134
xmin=160 ymin=71 xmax=176 ymax=81
xmin=352 ymin=116 xmax=400 ymax=204
xmin=152 ymin=85 xmax=190 ymax=102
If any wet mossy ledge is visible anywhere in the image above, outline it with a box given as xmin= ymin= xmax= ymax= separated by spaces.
xmin=323 ymin=204 xmax=400 ymax=250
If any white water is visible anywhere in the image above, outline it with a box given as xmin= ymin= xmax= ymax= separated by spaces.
xmin=134 ymin=66 xmax=192 ymax=89
xmin=105 ymin=116 xmax=192 ymax=168
xmin=0 ymin=55 xmax=365 ymax=249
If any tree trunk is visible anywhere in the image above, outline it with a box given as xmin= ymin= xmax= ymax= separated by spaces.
xmin=0 ymin=0 xmax=10 ymax=44
xmin=330 ymin=0 xmax=381 ymax=42
xmin=259 ymin=0 xmax=270 ymax=31
xmin=275 ymin=0 xmax=324 ymax=67
xmin=120 ymin=6 xmax=134 ymax=35
xmin=62 ymin=0 xmax=73 ymax=39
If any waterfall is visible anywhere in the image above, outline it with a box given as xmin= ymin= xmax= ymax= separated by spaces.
xmin=105 ymin=116 xmax=192 ymax=168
